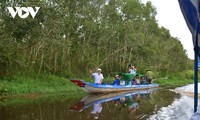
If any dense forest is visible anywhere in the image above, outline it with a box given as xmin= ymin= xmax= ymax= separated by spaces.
xmin=0 ymin=0 xmax=189 ymax=78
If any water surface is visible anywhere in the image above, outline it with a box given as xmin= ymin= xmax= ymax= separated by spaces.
xmin=0 ymin=88 xmax=195 ymax=120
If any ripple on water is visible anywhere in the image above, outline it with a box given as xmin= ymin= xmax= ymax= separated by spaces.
xmin=148 ymin=96 xmax=195 ymax=120
xmin=148 ymin=84 xmax=200 ymax=120
xmin=175 ymin=83 xmax=200 ymax=93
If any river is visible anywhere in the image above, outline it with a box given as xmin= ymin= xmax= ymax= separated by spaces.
xmin=0 ymin=85 xmax=198 ymax=120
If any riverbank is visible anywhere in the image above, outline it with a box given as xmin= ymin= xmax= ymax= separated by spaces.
xmin=0 ymin=74 xmax=82 ymax=96
xmin=154 ymin=76 xmax=194 ymax=87
xmin=0 ymin=72 xmax=195 ymax=96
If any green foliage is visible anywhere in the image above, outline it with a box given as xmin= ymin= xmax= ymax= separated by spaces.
xmin=154 ymin=72 xmax=194 ymax=87
xmin=180 ymin=70 xmax=194 ymax=79
xmin=178 ymin=69 xmax=200 ymax=80
xmin=0 ymin=81 xmax=8 ymax=95
xmin=0 ymin=0 xmax=189 ymax=78
xmin=0 ymin=74 xmax=80 ymax=95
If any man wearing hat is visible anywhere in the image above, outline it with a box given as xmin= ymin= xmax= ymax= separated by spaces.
xmin=90 ymin=68 xmax=104 ymax=84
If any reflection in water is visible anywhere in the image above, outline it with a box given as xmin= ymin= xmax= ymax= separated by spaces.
xmin=0 ymin=88 xmax=187 ymax=120
xmin=69 ymin=89 xmax=158 ymax=119
xmin=91 ymin=103 xmax=102 ymax=119
xmin=113 ymin=93 xmax=139 ymax=113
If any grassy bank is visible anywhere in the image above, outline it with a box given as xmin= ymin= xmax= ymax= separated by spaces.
xmin=154 ymin=70 xmax=198 ymax=87
xmin=154 ymin=76 xmax=194 ymax=87
xmin=0 ymin=70 xmax=197 ymax=96
xmin=0 ymin=74 xmax=81 ymax=96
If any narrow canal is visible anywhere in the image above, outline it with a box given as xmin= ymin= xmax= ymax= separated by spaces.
xmin=0 ymin=85 xmax=197 ymax=120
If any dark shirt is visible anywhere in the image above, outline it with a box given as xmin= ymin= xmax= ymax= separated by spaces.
xmin=132 ymin=79 xmax=138 ymax=85
xmin=140 ymin=80 xmax=148 ymax=85
xmin=113 ymin=79 xmax=120 ymax=85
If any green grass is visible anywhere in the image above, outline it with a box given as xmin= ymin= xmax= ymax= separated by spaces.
xmin=153 ymin=70 xmax=199 ymax=87
xmin=153 ymin=71 xmax=193 ymax=88
xmin=0 ymin=74 xmax=81 ymax=96
xmin=154 ymin=76 xmax=194 ymax=87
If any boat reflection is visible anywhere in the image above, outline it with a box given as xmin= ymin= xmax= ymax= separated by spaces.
xmin=69 ymin=88 xmax=158 ymax=119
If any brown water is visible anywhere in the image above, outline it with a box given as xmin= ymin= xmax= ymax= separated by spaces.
xmin=0 ymin=88 xmax=182 ymax=120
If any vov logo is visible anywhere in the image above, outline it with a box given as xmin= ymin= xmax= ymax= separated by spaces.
xmin=7 ymin=7 xmax=40 ymax=19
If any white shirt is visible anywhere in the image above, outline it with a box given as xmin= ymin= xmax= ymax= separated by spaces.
xmin=92 ymin=73 xmax=104 ymax=84
xmin=129 ymin=68 xmax=136 ymax=74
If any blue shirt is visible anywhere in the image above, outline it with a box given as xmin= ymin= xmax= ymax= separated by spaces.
xmin=113 ymin=79 xmax=120 ymax=85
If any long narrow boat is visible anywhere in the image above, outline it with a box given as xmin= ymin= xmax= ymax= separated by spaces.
xmin=70 ymin=79 xmax=158 ymax=93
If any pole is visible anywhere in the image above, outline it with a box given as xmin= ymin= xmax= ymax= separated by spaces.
xmin=194 ymin=36 xmax=198 ymax=112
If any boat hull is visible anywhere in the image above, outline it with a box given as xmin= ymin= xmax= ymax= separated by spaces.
xmin=70 ymin=79 xmax=158 ymax=93
xmin=82 ymin=84 xmax=158 ymax=93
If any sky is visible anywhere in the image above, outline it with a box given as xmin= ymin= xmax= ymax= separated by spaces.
xmin=141 ymin=0 xmax=194 ymax=59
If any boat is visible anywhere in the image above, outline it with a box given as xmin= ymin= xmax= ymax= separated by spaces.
xmin=69 ymin=88 xmax=158 ymax=112
xmin=70 ymin=79 xmax=158 ymax=93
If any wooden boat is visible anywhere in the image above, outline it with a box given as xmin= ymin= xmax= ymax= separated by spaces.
xmin=69 ymin=88 xmax=158 ymax=112
xmin=70 ymin=79 xmax=158 ymax=93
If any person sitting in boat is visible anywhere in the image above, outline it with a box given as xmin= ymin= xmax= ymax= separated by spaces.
xmin=132 ymin=74 xmax=140 ymax=85
xmin=90 ymin=68 xmax=104 ymax=84
xmin=145 ymin=70 xmax=154 ymax=84
xmin=113 ymin=75 xmax=121 ymax=85
xmin=140 ymin=76 xmax=148 ymax=85
xmin=128 ymin=64 xmax=137 ymax=74
xmin=132 ymin=79 xmax=137 ymax=85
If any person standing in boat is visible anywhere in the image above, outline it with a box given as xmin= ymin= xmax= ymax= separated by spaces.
xmin=90 ymin=68 xmax=104 ymax=84
xmin=128 ymin=64 xmax=137 ymax=74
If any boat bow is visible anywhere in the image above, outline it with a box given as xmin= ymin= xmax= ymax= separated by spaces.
xmin=70 ymin=79 xmax=86 ymax=87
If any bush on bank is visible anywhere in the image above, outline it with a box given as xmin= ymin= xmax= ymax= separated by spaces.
xmin=0 ymin=74 xmax=80 ymax=96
